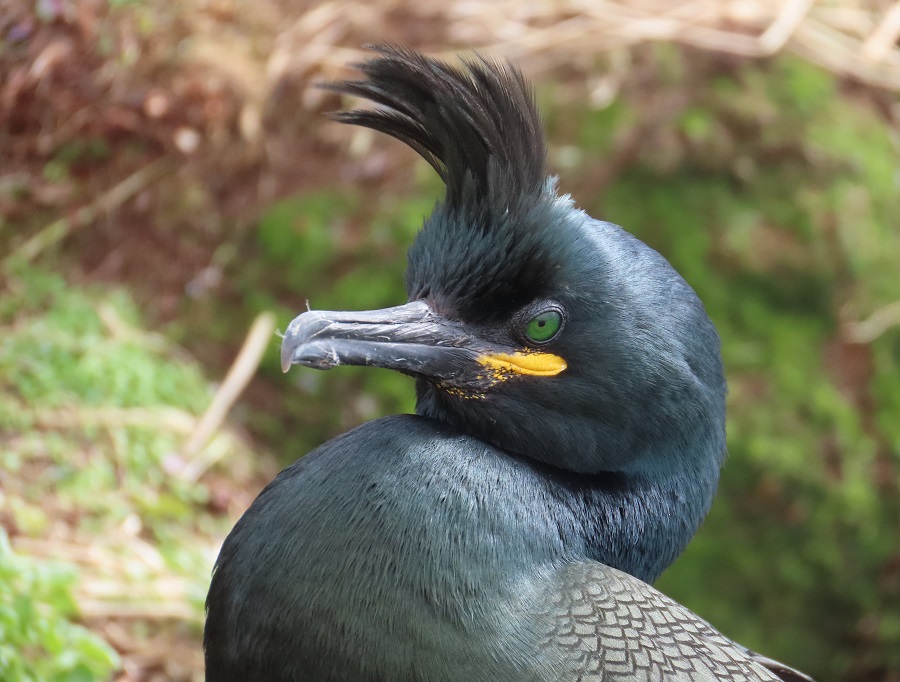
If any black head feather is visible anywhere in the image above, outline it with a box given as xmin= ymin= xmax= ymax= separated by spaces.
xmin=329 ymin=46 xmax=564 ymax=320
xmin=327 ymin=45 xmax=547 ymax=222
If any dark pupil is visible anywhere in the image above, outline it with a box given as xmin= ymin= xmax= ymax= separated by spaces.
xmin=537 ymin=320 xmax=546 ymax=327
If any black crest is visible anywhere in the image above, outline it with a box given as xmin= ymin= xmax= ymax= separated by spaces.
xmin=327 ymin=45 xmax=548 ymax=217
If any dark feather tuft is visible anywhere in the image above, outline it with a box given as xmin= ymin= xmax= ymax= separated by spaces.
xmin=326 ymin=45 xmax=547 ymax=215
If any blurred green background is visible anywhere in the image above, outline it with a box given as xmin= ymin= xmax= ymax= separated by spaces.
xmin=2 ymin=1 xmax=899 ymax=680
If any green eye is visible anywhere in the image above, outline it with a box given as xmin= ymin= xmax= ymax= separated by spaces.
xmin=525 ymin=310 xmax=563 ymax=343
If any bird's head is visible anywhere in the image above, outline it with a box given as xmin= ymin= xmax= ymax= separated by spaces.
xmin=282 ymin=46 xmax=726 ymax=478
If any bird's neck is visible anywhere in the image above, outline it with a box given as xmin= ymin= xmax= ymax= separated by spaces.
xmin=538 ymin=456 xmax=720 ymax=583
xmin=415 ymin=386 xmax=722 ymax=584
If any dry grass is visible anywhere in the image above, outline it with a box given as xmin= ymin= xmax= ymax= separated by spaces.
xmin=246 ymin=0 xmax=900 ymax=96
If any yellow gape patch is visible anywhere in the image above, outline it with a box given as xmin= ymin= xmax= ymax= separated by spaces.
xmin=477 ymin=352 xmax=567 ymax=379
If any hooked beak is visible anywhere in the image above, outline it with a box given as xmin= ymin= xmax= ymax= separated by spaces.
xmin=280 ymin=300 xmax=566 ymax=390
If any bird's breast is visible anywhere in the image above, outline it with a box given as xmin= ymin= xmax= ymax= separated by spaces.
xmin=207 ymin=414 xmax=582 ymax=679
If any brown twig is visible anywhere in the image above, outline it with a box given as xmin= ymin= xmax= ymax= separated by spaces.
xmin=862 ymin=2 xmax=900 ymax=63
xmin=177 ymin=311 xmax=277 ymax=483
xmin=845 ymin=301 xmax=900 ymax=343
xmin=31 ymin=406 xmax=199 ymax=434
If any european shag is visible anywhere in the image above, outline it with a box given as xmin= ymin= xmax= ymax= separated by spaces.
xmin=205 ymin=47 xmax=814 ymax=682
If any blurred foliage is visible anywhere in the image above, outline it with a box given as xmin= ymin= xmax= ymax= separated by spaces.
xmin=1 ymin=265 xmax=210 ymax=526
xmin=0 ymin=531 xmax=119 ymax=682
xmin=0 ymin=265 xmax=268 ymax=679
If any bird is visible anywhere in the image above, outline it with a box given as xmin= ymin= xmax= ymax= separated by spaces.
xmin=204 ymin=46 xmax=814 ymax=682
